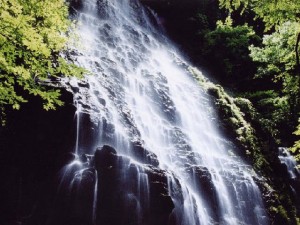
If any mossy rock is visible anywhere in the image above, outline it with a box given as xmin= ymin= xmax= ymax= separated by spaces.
xmin=189 ymin=66 xmax=269 ymax=169
xmin=189 ymin=66 xmax=300 ymax=224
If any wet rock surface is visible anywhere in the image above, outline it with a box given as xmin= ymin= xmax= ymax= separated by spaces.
xmin=17 ymin=145 xmax=175 ymax=225
xmin=131 ymin=141 xmax=160 ymax=167
xmin=94 ymin=145 xmax=174 ymax=225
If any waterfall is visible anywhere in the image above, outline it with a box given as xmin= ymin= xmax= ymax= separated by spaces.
xmin=278 ymin=147 xmax=300 ymax=180
xmin=58 ymin=0 xmax=269 ymax=224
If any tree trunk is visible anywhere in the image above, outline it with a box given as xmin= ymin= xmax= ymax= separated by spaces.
xmin=296 ymin=32 xmax=300 ymax=72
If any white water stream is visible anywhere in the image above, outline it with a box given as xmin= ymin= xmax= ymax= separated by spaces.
xmin=63 ymin=0 xmax=269 ymax=224
xmin=278 ymin=147 xmax=299 ymax=179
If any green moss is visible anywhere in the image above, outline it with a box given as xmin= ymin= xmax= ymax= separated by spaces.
xmin=188 ymin=66 xmax=300 ymax=224
xmin=189 ymin=66 xmax=269 ymax=171
xmin=272 ymin=205 xmax=290 ymax=223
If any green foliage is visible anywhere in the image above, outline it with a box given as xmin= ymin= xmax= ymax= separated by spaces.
xmin=242 ymin=90 xmax=292 ymax=143
xmin=248 ymin=22 xmax=300 ymax=146
xmin=218 ymin=0 xmax=300 ymax=160
xmin=219 ymin=0 xmax=300 ymax=30
xmin=203 ymin=17 xmax=259 ymax=85
xmin=0 ymin=0 xmax=85 ymax=124
xmin=291 ymin=121 xmax=300 ymax=162
xmin=250 ymin=22 xmax=300 ymax=95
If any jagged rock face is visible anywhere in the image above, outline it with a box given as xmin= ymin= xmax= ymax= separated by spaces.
xmin=94 ymin=145 xmax=173 ymax=225
xmin=131 ymin=141 xmax=160 ymax=167
xmin=27 ymin=145 xmax=174 ymax=225
xmin=187 ymin=165 xmax=219 ymax=220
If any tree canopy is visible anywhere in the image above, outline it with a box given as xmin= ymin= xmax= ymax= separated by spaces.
xmin=203 ymin=17 xmax=258 ymax=86
xmin=219 ymin=0 xmax=300 ymax=30
xmin=218 ymin=0 xmax=300 ymax=160
xmin=0 ymin=0 xmax=84 ymax=124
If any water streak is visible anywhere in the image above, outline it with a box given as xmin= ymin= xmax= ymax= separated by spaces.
xmin=62 ymin=0 xmax=269 ymax=224
xmin=278 ymin=147 xmax=299 ymax=179
xmin=93 ymin=170 xmax=98 ymax=224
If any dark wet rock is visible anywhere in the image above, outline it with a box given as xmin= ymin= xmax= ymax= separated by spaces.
xmin=132 ymin=141 xmax=159 ymax=167
xmin=70 ymin=86 xmax=80 ymax=93
xmin=101 ymin=119 xmax=115 ymax=142
xmin=145 ymin=167 xmax=174 ymax=225
xmin=94 ymin=145 xmax=118 ymax=171
xmin=147 ymin=77 xmax=177 ymax=123
xmin=75 ymin=113 xmax=99 ymax=152
xmin=168 ymin=127 xmax=196 ymax=165
xmin=78 ymin=82 xmax=90 ymax=88
xmin=93 ymin=61 xmax=104 ymax=71
xmin=192 ymin=166 xmax=215 ymax=195
xmin=96 ymin=0 xmax=109 ymax=19
xmin=69 ymin=0 xmax=84 ymax=11
xmin=92 ymin=146 xmax=174 ymax=225
xmin=116 ymin=106 xmax=141 ymax=140
xmin=100 ymin=57 xmax=116 ymax=66
xmin=98 ymin=97 xmax=106 ymax=106
xmin=44 ymin=167 xmax=97 ymax=225
xmin=79 ymin=154 xmax=88 ymax=163
xmin=78 ymin=101 xmax=92 ymax=110
xmin=185 ymin=165 xmax=219 ymax=221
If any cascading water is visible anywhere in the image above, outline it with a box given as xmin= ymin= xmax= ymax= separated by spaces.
xmin=57 ymin=0 xmax=269 ymax=224
xmin=278 ymin=147 xmax=300 ymax=180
